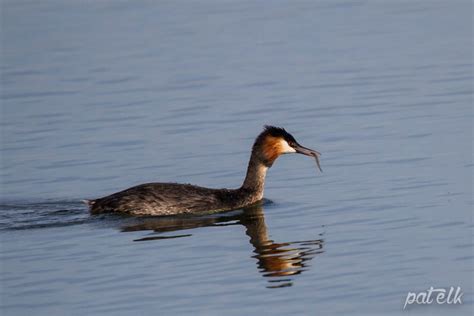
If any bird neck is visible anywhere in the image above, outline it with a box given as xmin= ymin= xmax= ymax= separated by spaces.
xmin=241 ymin=151 xmax=268 ymax=201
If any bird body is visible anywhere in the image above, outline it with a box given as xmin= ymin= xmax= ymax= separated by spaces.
xmin=85 ymin=183 xmax=258 ymax=216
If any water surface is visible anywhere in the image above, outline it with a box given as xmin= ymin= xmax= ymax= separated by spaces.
xmin=1 ymin=0 xmax=472 ymax=315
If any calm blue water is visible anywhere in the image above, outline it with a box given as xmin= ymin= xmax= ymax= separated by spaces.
xmin=1 ymin=0 xmax=472 ymax=315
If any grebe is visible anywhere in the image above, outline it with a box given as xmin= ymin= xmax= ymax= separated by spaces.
xmin=84 ymin=125 xmax=322 ymax=216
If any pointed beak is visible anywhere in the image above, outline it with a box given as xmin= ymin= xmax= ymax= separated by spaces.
xmin=294 ymin=143 xmax=323 ymax=172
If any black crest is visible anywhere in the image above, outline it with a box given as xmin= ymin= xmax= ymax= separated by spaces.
xmin=261 ymin=125 xmax=297 ymax=143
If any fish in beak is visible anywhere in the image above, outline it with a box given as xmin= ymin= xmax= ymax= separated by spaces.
xmin=294 ymin=143 xmax=323 ymax=172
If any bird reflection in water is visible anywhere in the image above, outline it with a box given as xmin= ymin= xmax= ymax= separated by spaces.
xmin=120 ymin=202 xmax=324 ymax=288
